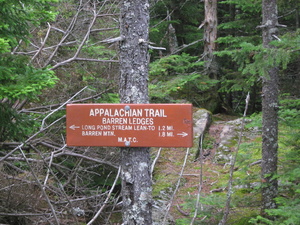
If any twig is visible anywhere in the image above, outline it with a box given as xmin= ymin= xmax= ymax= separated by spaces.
xmin=190 ymin=134 xmax=204 ymax=225
xmin=176 ymin=204 xmax=190 ymax=216
xmin=101 ymin=35 xmax=125 ymax=44
xmin=87 ymin=166 xmax=121 ymax=225
xmin=62 ymin=147 xmax=89 ymax=189
xmin=31 ymin=22 xmax=51 ymax=64
xmin=218 ymin=92 xmax=250 ymax=225
xmin=44 ymin=0 xmax=83 ymax=67
xmin=50 ymin=150 xmax=118 ymax=169
xmin=43 ymin=151 xmax=54 ymax=189
xmin=0 ymin=115 xmax=65 ymax=163
xmin=249 ymin=159 xmax=262 ymax=167
xmin=20 ymin=86 xmax=113 ymax=113
xmin=172 ymin=39 xmax=203 ymax=55
xmin=40 ymin=86 xmax=87 ymax=130
xmin=18 ymin=146 xmax=60 ymax=225
xmin=162 ymin=148 xmax=190 ymax=225
xmin=0 ymin=212 xmax=49 ymax=217
xmin=151 ymin=147 xmax=162 ymax=176
xmin=148 ymin=45 xmax=167 ymax=50
xmin=50 ymin=7 xmax=98 ymax=70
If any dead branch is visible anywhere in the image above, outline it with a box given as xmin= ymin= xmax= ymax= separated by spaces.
xmin=19 ymin=147 xmax=60 ymax=225
xmin=41 ymin=86 xmax=87 ymax=130
xmin=0 ymin=115 xmax=65 ymax=163
xmin=30 ymin=22 xmax=52 ymax=65
xmin=51 ymin=150 xmax=118 ymax=169
xmin=172 ymin=39 xmax=203 ymax=55
xmin=190 ymin=134 xmax=204 ymax=225
xmin=218 ymin=92 xmax=250 ymax=225
xmin=151 ymin=147 xmax=162 ymax=176
xmin=87 ymin=166 xmax=121 ymax=225
xmin=163 ymin=148 xmax=190 ymax=225
xmin=50 ymin=7 xmax=98 ymax=70
xmin=19 ymin=86 xmax=114 ymax=113
xmin=43 ymin=0 xmax=83 ymax=67
xmin=176 ymin=204 xmax=190 ymax=216
xmin=0 ymin=212 xmax=49 ymax=217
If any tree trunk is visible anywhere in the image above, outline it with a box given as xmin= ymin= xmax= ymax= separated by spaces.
xmin=203 ymin=0 xmax=218 ymax=79
xmin=119 ymin=1 xmax=152 ymax=224
xmin=261 ymin=0 xmax=279 ymax=217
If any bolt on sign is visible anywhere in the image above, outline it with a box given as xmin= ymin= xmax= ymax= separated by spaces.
xmin=66 ymin=104 xmax=193 ymax=147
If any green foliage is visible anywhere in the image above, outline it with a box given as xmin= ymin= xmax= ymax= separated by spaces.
xmin=248 ymin=95 xmax=300 ymax=224
xmin=97 ymin=93 xmax=120 ymax=103
xmin=0 ymin=103 xmax=37 ymax=142
xmin=0 ymin=0 xmax=58 ymax=47
xmin=82 ymin=44 xmax=115 ymax=60
xmin=0 ymin=55 xmax=58 ymax=100
xmin=149 ymin=0 xmax=203 ymax=55
xmin=149 ymin=53 xmax=218 ymax=103
xmin=176 ymin=194 xmax=226 ymax=224
xmin=0 ymin=38 xmax=10 ymax=53
xmin=0 ymin=0 xmax=59 ymax=100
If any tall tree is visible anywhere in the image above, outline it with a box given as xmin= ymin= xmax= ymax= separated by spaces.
xmin=261 ymin=0 xmax=279 ymax=216
xmin=202 ymin=0 xmax=218 ymax=79
xmin=119 ymin=0 xmax=152 ymax=224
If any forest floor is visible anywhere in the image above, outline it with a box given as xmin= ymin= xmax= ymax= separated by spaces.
xmin=152 ymin=113 xmax=256 ymax=224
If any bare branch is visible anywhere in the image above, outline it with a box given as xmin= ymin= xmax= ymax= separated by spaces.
xmin=163 ymin=148 xmax=190 ymax=224
xmin=41 ymin=86 xmax=87 ymax=130
xmin=190 ymin=134 xmax=204 ymax=225
xmin=148 ymin=45 xmax=166 ymax=50
xmin=43 ymin=0 xmax=83 ymax=67
xmin=87 ymin=166 xmax=121 ymax=225
xmin=0 ymin=115 xmax=65 ymax=163
xmin=172 ymin=39 xmax=203 ymax=55
xmin=91 ymin=27 xmax=118 ymax=32
xmin=31 ymin=23 xmax=52 ymax=64
xmin=51 ymin=150 xmax=118 ymax=169
xmin=151 ymin=147 xmax=162 ymax=176
xmin=20 ymin=86 xmax=114 ymax=113
xmin=218 ymin=92 xmax=250 ymax=225
xmin=101 ymin=35 xmax=125 ymax=44
xmin=74 ymin=57 xmax=118 ymax=63
xmin=19 ymin=147 xmax=60 ymax=225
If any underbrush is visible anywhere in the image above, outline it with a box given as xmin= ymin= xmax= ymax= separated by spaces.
xmin=173 ymin=94 xmax=300 ymax=224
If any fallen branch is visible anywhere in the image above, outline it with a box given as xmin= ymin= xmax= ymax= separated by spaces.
xmin=19 ymin=86 xmax=113 ymax=113
xmin=163 ymin=148 xmax=190 ymax=225
xmin=176 ymin=204 xmax=190 ymax=216
xmin=87 ymin=166 xmax=121 ymax=225
xmin=50 ymin=150 xmax=118 ymax=169
xmin=41 ymin=86 xmax=87 ymax=130
xmin=190 ymin=134 xmax=204 ymax=225
xmin=19 ymin=147 xmax=60 ymax=225
xmin=218 ymin=92 xmax=250 ymax=225
xmin=151 ymin=147 xmax=162 ymax=176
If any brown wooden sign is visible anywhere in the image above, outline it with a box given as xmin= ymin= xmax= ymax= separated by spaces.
xmin=66 ymin=104 xmax=193 ymax=147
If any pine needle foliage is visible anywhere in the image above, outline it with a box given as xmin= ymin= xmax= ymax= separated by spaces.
xmin=149 ymin=53 xmax=219 ymax=103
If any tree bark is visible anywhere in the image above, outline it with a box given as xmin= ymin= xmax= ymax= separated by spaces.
xmin=261 ymin=0 xmax=279 ymax=216
xmin=203 ymin=0 xmax=218 ymax=79
xmin=119 ymin=1 xmax=152 ymax=224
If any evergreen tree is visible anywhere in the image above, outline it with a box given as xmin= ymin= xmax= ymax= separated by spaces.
xmin=119 ymin=0 xmax=152 ymax=223
xmin=261 ymin=0 xmax=279 ymax=217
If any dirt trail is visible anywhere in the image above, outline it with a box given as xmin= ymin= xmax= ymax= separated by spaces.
xmin=153 ymin=114 xmax=239 ymax=222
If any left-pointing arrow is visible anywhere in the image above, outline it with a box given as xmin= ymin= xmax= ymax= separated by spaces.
xmin=69 ymin=125 xmax=80 ymax=130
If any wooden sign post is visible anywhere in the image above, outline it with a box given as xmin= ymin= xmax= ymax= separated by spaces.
xmin=66 ymin=103 xmax=193 ymax=148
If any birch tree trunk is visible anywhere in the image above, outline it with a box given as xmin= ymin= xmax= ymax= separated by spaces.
xmin=119 ymin=1 xmax=152 ymax=224
xmin=261 ymin=0 xmax=279 ymax=217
